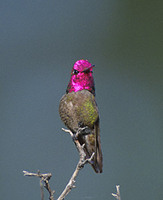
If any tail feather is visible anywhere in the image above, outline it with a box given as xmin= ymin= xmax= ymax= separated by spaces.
xmin=85 ymin=119 xmax=103 ymax=173
xmin=91 ymin=136 xmax=103 ymax=173
xmin=92 ymin=119 xmax=103 ymax=173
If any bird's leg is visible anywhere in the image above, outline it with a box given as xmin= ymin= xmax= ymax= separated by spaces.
xmin=79 ymin=126 xmax=91 ymax=136
xmin=75 ymin=123 xmax=92 ymax=139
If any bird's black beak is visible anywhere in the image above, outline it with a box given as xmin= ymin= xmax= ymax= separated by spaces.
xmin=82 ymin=65 xmax=95 ymax=72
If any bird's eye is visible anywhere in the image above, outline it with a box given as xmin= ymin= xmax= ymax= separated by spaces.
xmin=73 ymin=69 xmax=79 ymax=75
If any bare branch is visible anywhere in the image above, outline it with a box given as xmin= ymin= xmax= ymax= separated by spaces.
xmin=23 ymin=128 xmax=94 ymax=200
xmin=23 ymin=170 xmax=55 ymax=200
xmin=112 ymin=185 xmax=121 ymax=200
xmin=57 ymin=128 xmax=94 ymax=200
xmin=40 ymin=179 xmax=44 ymax=200
xmin=61 ymin=128 xmax=73 ymax=137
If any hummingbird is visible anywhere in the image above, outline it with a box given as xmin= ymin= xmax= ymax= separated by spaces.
xmin=59 ymin=59 xmax=103 ymax=173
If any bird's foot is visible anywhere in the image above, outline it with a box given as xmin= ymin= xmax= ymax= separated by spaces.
xmin=74 ymin=126 xmax=91 ymax=140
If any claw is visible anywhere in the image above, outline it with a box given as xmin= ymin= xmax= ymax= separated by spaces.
xmin=77 ymin=126 xmax=91 ymax=136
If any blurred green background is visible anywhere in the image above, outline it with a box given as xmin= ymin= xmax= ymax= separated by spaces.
xmin=1 ymin=0 xmax=162 ymax=200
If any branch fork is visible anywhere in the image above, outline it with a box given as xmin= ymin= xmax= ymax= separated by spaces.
xmin=23 ymin=170 xmax=55 ymax=200
xmin=112 ymin=185 xmax=121 ymax=200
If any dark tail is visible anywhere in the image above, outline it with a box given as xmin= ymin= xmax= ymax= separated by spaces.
xmin=91 ymin=119 xmax=103 ymax=173
xmin=91 ymin=138 xmax=103 ymax=173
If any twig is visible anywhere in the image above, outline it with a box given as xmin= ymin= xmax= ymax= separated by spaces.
xmin=23 ymin=128 xmax=94 ymax=200
xmin=57 ymin=128 xmax=94 ymax=200
xmin=112 ymin=185 xmax=121 ymax=200
xmin=23 ymin=170 xmax=55 ymax=200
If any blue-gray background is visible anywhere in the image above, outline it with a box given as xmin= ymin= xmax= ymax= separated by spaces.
xmin=1 ymin=1 xmax=162 ymax=200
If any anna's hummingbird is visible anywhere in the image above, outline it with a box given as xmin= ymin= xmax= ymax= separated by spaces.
xmin=59 ymin=59 xmax=103 ymax=173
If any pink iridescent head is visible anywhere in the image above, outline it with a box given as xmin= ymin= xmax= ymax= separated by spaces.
xmin=66 ymin=59 xmax=95 ymax=95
